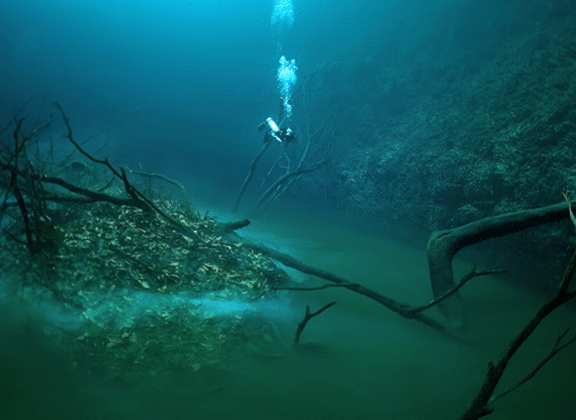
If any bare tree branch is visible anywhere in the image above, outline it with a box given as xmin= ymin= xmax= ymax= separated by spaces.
xmin=242 ymin=240 xmax=467 ymax=341
xmin=428 ymin=201 xmax=576 ymax=328
xmin=489 ymin=328 xmax=576 ymax=404
xmin=458 ymin=246 xmax=576 ymax=420
xmin=294 ymin=301 xmax=336 ymax=345
xmin=407 ymin=267 xmax=506 ymax=316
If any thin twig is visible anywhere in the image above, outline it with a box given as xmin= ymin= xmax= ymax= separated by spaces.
xmin=294 ymin=301 xmax=336 ymax=345
xmin=490 ymin=328 xmax=576 ymax=403
xmin=407 ymin=267 xmax=506 ymax=315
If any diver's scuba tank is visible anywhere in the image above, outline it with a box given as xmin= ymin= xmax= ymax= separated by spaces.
xmin=258 ymin=117 xmax=296 ymax=143
xmin=258 ymin=117 xmax=282 ymax=142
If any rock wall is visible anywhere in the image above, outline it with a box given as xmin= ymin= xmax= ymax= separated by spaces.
xmin=299 ymin=0 xmax=576 ymax=290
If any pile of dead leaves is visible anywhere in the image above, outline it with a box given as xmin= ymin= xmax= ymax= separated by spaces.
xmin=0 ymin=198 xmax=288 ymax=380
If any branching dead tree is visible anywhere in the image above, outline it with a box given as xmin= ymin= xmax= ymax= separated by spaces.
xmin=1 ymin=116 xmax=52 ymax=252
xmin=242 ymin=240 xmax=470 ymax=340
xmin=232 ymin=140 xmax=272 ymax=213
xmin=233 ymin=61 xmax=343 ymax=215
xmin=294 ymin=301 xmax=336 ymax=345
xmin=242 ymin=200 xmax=576 ymax=342
xmin=3 ymin=101 xmax=575 ymax=419
xmin=0 ymin=104 xmax=192 ymax=256
xmin=253 ymin=101 xmax=342 ymax=213
xmin=427 ymin=201 xmax=574 ymax=329
xmin=459 ymin=238 xmax=576 ymax=419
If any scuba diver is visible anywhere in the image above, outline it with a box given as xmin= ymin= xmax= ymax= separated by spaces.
xmin=258 ymin=117 xmax=297 ymax=144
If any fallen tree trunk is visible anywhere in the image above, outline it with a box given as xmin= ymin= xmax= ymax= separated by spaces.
xmin=242 ymin=241 xmax=463 ymax=339
xmin=427 ymin=201 xmax=572 ymax=329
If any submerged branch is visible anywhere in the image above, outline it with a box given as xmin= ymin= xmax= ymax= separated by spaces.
xmin=294 ymin=302 xmax=336 ymax=345
xmin=428 ymin=201 xmax=575 ymax=328
xmin=407 ymin=267 xmax=506 ymax=316
xmin=242 ymin=240 xmax=465 ymax=340
xmin=458 ymin=246 xmax=576 ymax=420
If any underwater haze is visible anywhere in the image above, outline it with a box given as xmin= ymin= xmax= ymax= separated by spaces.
xmin=1 ymin=214 xmax=576 ymax=420
xmin=0 ymin=0 xmax=436 ymax=203
xmin=2 ymin=1 xmax=576 ymax=420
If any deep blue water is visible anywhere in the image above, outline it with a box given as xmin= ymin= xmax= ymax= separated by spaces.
xmin=3 ymin=2 xmax=576 ymax=419
xmin=0 ymin=0 xmax=438 ymax=202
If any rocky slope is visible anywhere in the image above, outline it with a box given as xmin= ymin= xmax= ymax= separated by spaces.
xmin=303 ymin=0 xmax=576 ymax=290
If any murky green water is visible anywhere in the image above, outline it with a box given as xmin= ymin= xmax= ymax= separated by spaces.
xmin=1 ymin=210 xmax=575 ymax=419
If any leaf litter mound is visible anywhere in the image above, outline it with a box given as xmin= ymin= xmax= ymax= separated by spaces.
xmin=0 ymin=199 xmax=289 ymax=382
